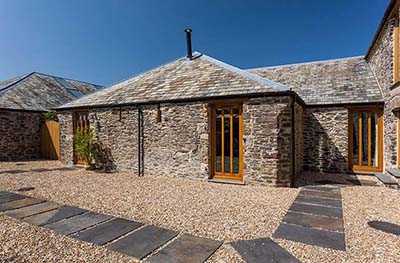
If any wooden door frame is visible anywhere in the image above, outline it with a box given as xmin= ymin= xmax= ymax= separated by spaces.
xmin=209 ymin=102 xmax=244 ymax=181
xmin=348 ymin=107 xmax=383 ymax=172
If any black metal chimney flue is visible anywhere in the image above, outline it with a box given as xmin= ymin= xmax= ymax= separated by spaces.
xmin=184 ymin=28 xmax=193 ymax=60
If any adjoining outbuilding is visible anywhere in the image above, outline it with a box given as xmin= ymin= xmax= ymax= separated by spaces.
xmin=0 ymin=72 xmax=103 ymax=160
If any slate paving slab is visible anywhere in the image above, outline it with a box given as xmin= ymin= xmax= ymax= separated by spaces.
xmin=283 ymin=211 xmax=344 ymax=232
xmin=289 ymin=202 xmax=343 ymax=219
xmin=295 ymin=195 xmax=342 ymax=208
xmin=146 ymin=234 xmax=222 ymax=263
xmin=108 ymin=225 xmax=178 ymax=260
xmin=387 ymin=168 xmax=400 ymax=178
xmin=368 ymin=221 xmax=400 ymax=236
xmin=72 ymin=218 xmax=143 ymax=245
xmin=273 ymin=223 xmax=345 ymax=251
xmin=4 ymin=201 xmax=60 ymax=219
xmin=302 ymin=185 xmax=340 ymax=192
xmin=0 ymin=198 xmax=44 ymax=212
xmin=23 ymin=206 xmax=87 ymax=226
xmin=45 ymin=211 xmax=113 ymax=235
xmin=231 ymin=237 xmax=300 ymax=263
xmin=375 ymin=173 xmax=398 ymax=185
xmin=0 ymin=192 xmax=25 ymax=204
xmin=299 ymin=189 xmax=341 ymax=200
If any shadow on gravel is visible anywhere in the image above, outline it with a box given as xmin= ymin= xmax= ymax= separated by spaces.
xmin=368 ymin=221 xmax=400 ymax=236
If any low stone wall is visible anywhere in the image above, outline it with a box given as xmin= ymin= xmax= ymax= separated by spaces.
xmin=303 ymin=107 xmax=348 ymax=173
xmin=0 ymin=110 xmax=43 ymax=160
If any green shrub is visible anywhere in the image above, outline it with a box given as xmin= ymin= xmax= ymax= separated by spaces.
xmin=44 ymin=111 xmax=58 ymax=121
xmin=74 ymin=127 xmax=97 ymax=164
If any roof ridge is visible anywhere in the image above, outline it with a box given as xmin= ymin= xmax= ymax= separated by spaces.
xmin=0 ymin=72 xmax=35 ymax=95
xmin=32 ymin=72 xmax=104 ymax=88
xmin=247 ymin=55 xmax=365 ymax=70
xmin=104 ymin=55 xmax=187 ymax=89
xmin=200 ymin=54 xmax=289 ymax=91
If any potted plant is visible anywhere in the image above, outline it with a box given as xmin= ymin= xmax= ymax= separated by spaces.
xmin=74 ymin=127 xmax=97 ymax=170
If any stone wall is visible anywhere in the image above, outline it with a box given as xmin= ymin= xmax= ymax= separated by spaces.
xmin=58 ymin=112 xmax=74 ymax=165
xmin=303 ymin=107 xmax=348 ymax=173
xmin=243 ymin=96 xmax=292 ymax=186
xmin=0 ymin=110 xmax=43 ymax=160
xmin=58 ymin=96 xmax=297 ymax=186
xmin=143 ymin=102 xmax=209 ymax=179
xmin=367 ymin=14 xmax=397 ymax=168
xmin=294 ymin=101 xmax=304 ymax=177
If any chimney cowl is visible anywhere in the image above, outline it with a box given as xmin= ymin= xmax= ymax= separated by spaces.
xmin=184 ymin=28 xmax=193 ymax=60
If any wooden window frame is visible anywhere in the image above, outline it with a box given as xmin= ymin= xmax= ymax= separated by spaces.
xmin=348 ymin=108 xmax=383 ymax=173
xmin=209 ymin=102 xmax=244 ymax=181
xmin=394 ymin=11 xmax=400 ymax=83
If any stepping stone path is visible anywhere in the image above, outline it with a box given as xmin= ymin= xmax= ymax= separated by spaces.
xmin=231 ymin=237 xmax=300 ymax=263
xmin=73 ymin=218 xmax=143 ymax=245
xmin=23 ymin=206 xmax=87 ymax=226
xmin=45 ymin=211 xmax=113 ymax=235
xmin=4 ymin=201 xmax=60 ymax=219
xmin=0 ymin=192 xmax=25 ymax=204
xmin=0 ymin=198 xmax=44 ymax=212
xmin=108 ymin=225 xmax=178 ymax=260
xmin=273 ymin=185 xmax=346 ymax=251
xmin=0 ymin=191 xmax=224 ymax=262
xmin=147 ymin=234 xmax=222 ymax=263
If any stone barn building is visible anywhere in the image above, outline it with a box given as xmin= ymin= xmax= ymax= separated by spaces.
xmin=56 ymin=0 xmax=400 ymax=186
xmin=0 ymin=72 xmax=102 ymax=160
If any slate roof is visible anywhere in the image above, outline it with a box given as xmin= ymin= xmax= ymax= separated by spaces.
xmin=248 ymin=56 xmax=383 ymax=105
xmin=58 ymin=53 xmax=289 ymax=109
xmin=0 ymin=72 xmax=104 ymax=111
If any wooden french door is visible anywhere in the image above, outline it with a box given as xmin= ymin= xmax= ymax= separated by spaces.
xmin=73 ymin=112 xmax=90 ymax=164
xmin=349 ymin=108 xmax=383 ymax=172
xmin=210 ymin=103 xmax=243 ymax=181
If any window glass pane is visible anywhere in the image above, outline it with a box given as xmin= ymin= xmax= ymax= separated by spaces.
xmin=353 ymin=113 xmax=359 ymax=165
xmin=371 ymin=113 xmax=378 ymax=166
xmin=362 ymin=112 xmax=368 ymax=165
xmin=215 ymin=114 xmax=222 ymax=173
xmin=233 ymin=114 xmax=240 ymax=173
xmin=224 ymin=111 xmax=231 ymax=173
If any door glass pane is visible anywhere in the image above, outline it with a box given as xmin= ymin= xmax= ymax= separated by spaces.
xmin=215 ymin=110 xmax=222 ymax=172
xmin=233 ymin=109 xmax=240 ymax=174
xmin=353 ymin=113 xmax=359 ymax=165
xmin=362 ymin=112 xmax=368 ymax=165
xmin=224 ymin=109 xmax=231 ymax=173
xmin=371 ymin=113 xmax=378 ymax=166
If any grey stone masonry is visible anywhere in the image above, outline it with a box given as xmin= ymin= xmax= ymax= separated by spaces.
xmin=367 ymin=12 xmax=398 ymax=169
xmin=58 ymin=112 xmax=74 ymax=165
xmin=243 ymin=96 xmax=293 ymax=186
xmin=59 ymin=96 xmax=298 ymax=187
xmin=0 ymin=110 xmax=44 ymax=160
xmin=303 ymin=107 xmax=348 ymax=173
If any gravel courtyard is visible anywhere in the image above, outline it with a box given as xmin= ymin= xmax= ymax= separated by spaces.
xmin=0 ymin=161 xmax=400 ymax=262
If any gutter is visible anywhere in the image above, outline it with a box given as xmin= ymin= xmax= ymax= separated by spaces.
xmin=54 ymin=90 xmax=306 ymax=111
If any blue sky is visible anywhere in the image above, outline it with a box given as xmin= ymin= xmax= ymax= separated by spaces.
xmin=0 ymin=0 xmax=388 ymax=86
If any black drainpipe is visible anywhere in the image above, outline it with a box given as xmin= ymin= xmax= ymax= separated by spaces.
xmin=290 ymin=91 xmax=296 ymax=187
xmin=137 ymin=107 xmax=144 ymax=177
